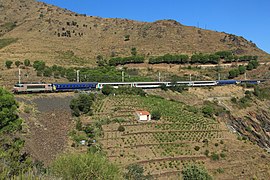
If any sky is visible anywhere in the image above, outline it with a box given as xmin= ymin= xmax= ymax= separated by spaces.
xmin=39 ymin=0 xmax=270 ymax=53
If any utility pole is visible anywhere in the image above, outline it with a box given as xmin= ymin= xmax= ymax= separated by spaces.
xmin=244 ymin=72 xmax=247 ymax=80
xmin=76 ymin=70 xmax=80 ymax=82
xmin=158 ymin=72 xmax=161 ymax=82
xmin=18 ymin=68 xmax=21 ymax=84
xmin=122 ymin=71 xmax=124 ymax=82
xmin=218 ymin=73 xmax=221 ymax=81
xmin=189 ymin=74 xmax=192 ymax=81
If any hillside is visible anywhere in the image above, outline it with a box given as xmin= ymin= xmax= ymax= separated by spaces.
xmin=0 ymin=0 xmax=269 ymax=67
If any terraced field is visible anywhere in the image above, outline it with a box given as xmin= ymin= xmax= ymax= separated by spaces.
xmin=92 ymin=95 xmax=270 ymax=179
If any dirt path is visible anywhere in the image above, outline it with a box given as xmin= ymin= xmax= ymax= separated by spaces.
xmin=17 ymin=93 xmax=74 ymax=165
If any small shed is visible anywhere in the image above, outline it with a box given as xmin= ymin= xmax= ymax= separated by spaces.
xmin=135 ymin=111 xmax=151 ymax=121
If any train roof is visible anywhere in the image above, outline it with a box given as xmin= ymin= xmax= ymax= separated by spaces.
xmin=52 ymin=82 xmax=98 ymax=85
xmin=15 ymin=82 xmax=48 ymax=84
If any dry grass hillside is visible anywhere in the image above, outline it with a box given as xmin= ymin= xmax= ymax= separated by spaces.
xmin=0 ymin=0 xmax=269 ymax=67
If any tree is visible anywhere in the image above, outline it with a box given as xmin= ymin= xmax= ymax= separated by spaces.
xmin=117 ymin=125 xmax=125 ymax=132
xmin=202 ymin=105 xmax=214 ymax=117
xmin=15 ymin=61 xmax=21 ymax=67
xmin=124 ymin=164 xmax=152 ymax=180
xmin=24 ymin=59 xmax=31 ymax=66
xmin=43 ymin=67 xmax=52 ymax=77
xmin=151 ymin=110 xmax=161 ymax=120
xmin=228 ymin=69 xmax=240 ymax=79
xmin=0 ymin=88 xmax=22 ymax=132
xmin=182 ymin=164 xmax=212 ymax=180
xmin=5 ymin=60 xmax=13 ymax=69
xmin=33 ymin=60 xmax=46 ymax=71
xmin=96 ymin=55 xmax=106 ymax=66
xmin=102 ymin=85 xmax=114 ymax=95
xmin=246 ymin=63 xmax=254 ymax=70
xmin=131 ymin=47 xmax=137 ymax=56
xmin=238 ymin=65 xmax=246 ymax=74
xmin=70 ymin=94 xmax=95 ymax=116
xmin=50 ymin=153 xmax=121 ymax=180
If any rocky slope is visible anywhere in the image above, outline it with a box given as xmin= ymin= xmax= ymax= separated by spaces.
xmin=0 ymin=0 xmax=269 ymax=66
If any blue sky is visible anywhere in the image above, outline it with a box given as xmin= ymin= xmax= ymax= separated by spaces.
xmin=39 ymin=0 xmax=270 ymax=53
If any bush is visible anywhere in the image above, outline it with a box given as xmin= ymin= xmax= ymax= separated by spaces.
xmin=151 ymin=110 xmax=161 ymax=120
xmin=228 ymin=68 xmax=240 ymax=79
xmin=50 ymin=153 xmax=121 ymax=179
xmin=238 ymin=65 xmax=246 ymax=74
xmin=108 ymin=56 xmax=144 ymax=66
xmin=182 ymin=164 xmax=212 ymax=180
xmin=24 ymin=59 xmax=31 ymax=66
xmin=149 ymin=53 xmax=189 ymax=64
xmin=102 ymin=85 xmax=113 ymax=95
xmin=117 ymin=125 xmax=125 ymax=132
xmin=33 ymin=60 xmax=46 ymax=71
xmin=124 ymin=164 xmax=152 ymax=180
xmin=43 ymin=67 xmax=52 ymax=77
xmin=114 ymin=87 xmax=146 ymax=96
xmin=231 ymin=97 xmax=237 ymax=103
xmin=211 ymin=153 xmax=220 ymax=161
xmin=194 ymin=146 xmax=200 ymax=151
xmin=220 ymin=152 xmax=226 ymax=158
xmin=70 ymin=94 xmax=95 ymax=116
xmin=5 ymin=60 xmax=13 ymax=69
xmin=0 ymin=88 xmax=22 ymax=132
xmin=204 ymin=150 xmax=210 ymax=156
xmin=15 ymin=60 xmax=21 ymax=67
xmin=202 ymin=105 xmax=214 ymax=117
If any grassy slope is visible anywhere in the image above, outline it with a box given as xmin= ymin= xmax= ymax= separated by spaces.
xmin=0 ymin=0 xmax=269 ymax=67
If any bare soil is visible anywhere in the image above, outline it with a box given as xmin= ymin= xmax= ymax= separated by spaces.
xmin=16 ymin=93 xmax=74 ymax=165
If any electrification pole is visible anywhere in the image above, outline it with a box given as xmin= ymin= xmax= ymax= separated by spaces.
xmin=19 ymin=68 xmax=21 ymax=84
xmin=122 ymin=71 xmax=124 ymax=82
xmin=76 ymin=70 xmax=80 ymax=82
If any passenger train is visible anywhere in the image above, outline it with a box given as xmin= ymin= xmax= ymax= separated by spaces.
xmin=13 ymin=79 xmax=263 ymax=94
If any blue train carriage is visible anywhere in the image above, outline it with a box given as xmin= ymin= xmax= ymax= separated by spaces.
xmin=216 ymin=80 xmax=240 ymax=85
xmin=52 ymin=82 xmax=98 ymax=92
xmin=240 ymin=80 xmax=261 ymax=85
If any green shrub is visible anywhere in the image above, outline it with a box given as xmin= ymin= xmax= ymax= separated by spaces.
xmin=24 ymin=59 xmax=31 ymax=66
xmin=231 ymin=97 xmax=237 ymax=103
xmin=194 ymin=146 xmax=200 ymax=151
xmin=125 ymin=164 xmax=152 ymax=180
xmin=0 ymin=88 xmax=22 ymax=132
xmin=102 ymin=85 xmax=113 ymax=95
xmin=217 ymin=168 xmax=224 ymax=174
xmin=5 ymin=60 xmax=13 ymax=69
xmin=15 ymin=60 xmax=21 ymax=67
xmin=211 ymin=153 xmax=220 ymax=161
xmin=220 ymin=152 xmax=226 ymax=158
xmin=202 ymin=105 xmax=214 ymax=117
xmin=118 ymin=125 xmax=125 ymax=132
xmin=70 ymin=94 xmax=95 ymax=116
xmin=50 ymin=153 xmax=121 ymax=179
xmin=182 ymin=164 xmax=212 ymax=180
xmin=33 ymin=60 xmax=46 ymax=71
xmin=151 ymin=110 xmax=161 ymax=120
xmin=204 ymin=150 xmax=210 ymax=156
